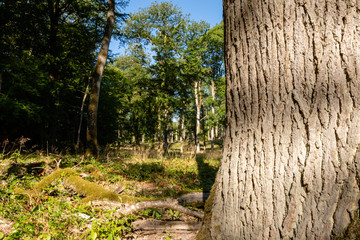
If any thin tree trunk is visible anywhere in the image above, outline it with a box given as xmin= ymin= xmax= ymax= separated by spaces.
xmin=162 ymin=109 xmax=169 ymax=156
xmin=194 ymin=81 xmax=201 ymax=153
xmin=202 ymin=108 xmax=206 ymax=151
xmin=86 ymin=0 xmax=115 ymax=156
xmin=76 ymin=78 xmax=90 ymax=150
xmin=175 ymin=121 xmax=178 ymax=142
xmin=180 ymin=114 xmax=185 ymax=154
xmin=157 ymin=111 xmax=162 ymax=154
xmin=210 ymin=80 xmax=215 ymax=151
xmin=198 ymin=1 xmax=360 ymax=239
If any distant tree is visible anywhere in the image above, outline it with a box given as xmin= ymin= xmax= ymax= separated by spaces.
xmin=112 ymin=44 xmax=156 ymax=145
xmin=97 ymin=66 xmax=127 ymax=145
xmin=181 ymin=21 xmax=210 ymax=153
xmin=123 ymin=1 xmax=188 ymax=155
xmin=203 ymin=22 xmax=225 ymax=150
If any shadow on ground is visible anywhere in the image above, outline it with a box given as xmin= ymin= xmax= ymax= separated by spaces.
xmin=195 ymin=153 xmax=220 ymax=195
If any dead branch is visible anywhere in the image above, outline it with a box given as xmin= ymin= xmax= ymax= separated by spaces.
xmin=92 ymin=198 xmax=204 ymax=219
xmin=132 ymin=219 xmax=201 ymax=232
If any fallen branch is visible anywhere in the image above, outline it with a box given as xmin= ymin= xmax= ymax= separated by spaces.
xmin=177 ymin=192 xmax=210 ymax=205
xmin=92 ymin=198 xmax=204 ymax=219
xmin=133 ymin=219 xmax=201 ymax=232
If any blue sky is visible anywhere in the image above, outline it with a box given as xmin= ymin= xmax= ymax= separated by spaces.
xmin=110 ymin=0 xmax=223 ymax=55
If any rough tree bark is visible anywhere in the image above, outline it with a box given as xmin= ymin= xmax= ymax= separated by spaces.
xmin=198 ymin=0 xmax=360 ymax=239
xmin=86 ymin=0 xmax=115 ymax=156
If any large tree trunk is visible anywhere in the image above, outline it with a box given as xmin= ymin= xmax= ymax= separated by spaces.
xmin=86 ymin=0 xmax=115 ymax=156
xmin=198 ymin=0 xmax=360 ymax=239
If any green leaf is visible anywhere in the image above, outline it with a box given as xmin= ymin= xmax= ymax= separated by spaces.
xmin=91 ymin=231 xmax=97 ymax=240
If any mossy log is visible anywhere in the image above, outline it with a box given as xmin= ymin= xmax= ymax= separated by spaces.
xmin=16 ymin=168 xmax=137 ymax=204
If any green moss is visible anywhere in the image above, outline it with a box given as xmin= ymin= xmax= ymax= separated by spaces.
xmin=34 ymin=168 xmax=77 ymax=191
xmin=15 ymin=168 xmax=140 ymax=204
xmin=64 ymin=175 xmax=120 ymax=202
xmin=333 ymin=215 xmax=360 ymax=240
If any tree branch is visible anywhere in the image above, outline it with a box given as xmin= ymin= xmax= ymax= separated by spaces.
xmin=92 ymin=198 xmax=204 ymax=219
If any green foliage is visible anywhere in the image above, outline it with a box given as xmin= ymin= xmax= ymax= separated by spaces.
xmin=121 ymin=1 xmax=191 ymax=146
xmin=89 ymin=212 xmax=134 ymax=239
xmin=0 ymin=0 xmax=128 ymax=149
xmin=141 ymin=208 xmax=164 ymax=220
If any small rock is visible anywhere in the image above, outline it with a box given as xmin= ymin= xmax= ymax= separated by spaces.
xmin=0 ymin=217 xmax=13 ymax=235
xmin=76 ymin=213 xmax=92 ymax=220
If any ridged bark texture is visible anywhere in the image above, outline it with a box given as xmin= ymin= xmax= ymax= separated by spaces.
xmin=199 ymin=0 xmax=360 ymax=239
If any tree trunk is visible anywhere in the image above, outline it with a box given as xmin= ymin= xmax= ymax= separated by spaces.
xmin=162 ymin=109 xmax=169 ymax=156
xmin=210 ymin=80 xmax=216 ymax=151
xmin=76 ymin=74 xmax=90 ymax=151
xmin=195 ymin=80 xmax=201 ymax=153
xmin=86 ymin=0 xmax=115 ymax=156
xmin=157 ymin=110 xmax=162 ymax=153
xmin=180 ymin=114 xmax=185 ymax=154
xmin=198 ymin=1 xmax=360 ymax=239
xmin=202 ymin=108 xmax=206 ymax=151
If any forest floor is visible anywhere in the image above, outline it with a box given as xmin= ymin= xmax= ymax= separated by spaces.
xmin=0 ymin=142 xmax=221 ymax=239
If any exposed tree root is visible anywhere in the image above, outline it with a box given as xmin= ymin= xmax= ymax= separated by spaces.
xmin=15 ymin=168 xmax=205 ymax=219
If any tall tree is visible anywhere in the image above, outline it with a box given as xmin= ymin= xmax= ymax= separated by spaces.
xmin=181 ymin=21 xmax=209 ymax=153
xmin=86 ymin=0 xmax=116 ymax=156
xmin=198 ymin=0 xmax=360 ymax=239
xmin=203 ymin=22 xmax=224 ymax=151
xmin=123 ymin=1 xmax=187 ymax=155
xmin=112 ymin=44 xmax=155 ymax=145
